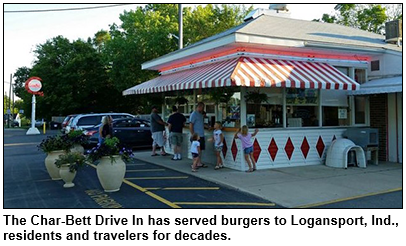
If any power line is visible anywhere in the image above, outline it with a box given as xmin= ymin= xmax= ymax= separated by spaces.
xmin=4 ymin=4 xmax=134 ymax=13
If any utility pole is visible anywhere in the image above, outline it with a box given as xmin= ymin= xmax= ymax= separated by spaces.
xmin=8 ymin=73 xmax=12 ymax=127
xmin=178 ymin=4 xmax=183 ymax=50
xmin=11 ymin=79 xmax=14 ymax=120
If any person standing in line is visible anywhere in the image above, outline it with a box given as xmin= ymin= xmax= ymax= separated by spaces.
xmin=190 ymin=133 xmax=201 ymax=172
xmin=150 ymin=105 xmax=168 ymax=156
xmin=189 ymin=102 xmax=207 ymax=168
xmin=208 ymin=121 xmax=224 ymax=170
xmin=234 ymin=125 xmax=259 ymax=172
xmin=167 ymin=106 xmax=186 ymax=160
xmin=98 ymin=116 xmax=113 ymax=145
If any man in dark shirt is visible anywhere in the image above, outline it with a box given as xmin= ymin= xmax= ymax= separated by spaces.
xmin=167 ymin=106 xmax=186 ymax=160
xmin=150 ymin=106 xmax=168 ymax=156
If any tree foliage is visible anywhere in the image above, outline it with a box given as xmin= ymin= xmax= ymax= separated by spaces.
xmin=13 ymin=4 xmax=253 ymax=119
xmin=314 ymin=4 xmax=401 ymax=34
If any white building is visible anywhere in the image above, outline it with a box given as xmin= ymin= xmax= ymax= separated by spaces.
xmin=124 ymin=10 xmax=402 ymax=170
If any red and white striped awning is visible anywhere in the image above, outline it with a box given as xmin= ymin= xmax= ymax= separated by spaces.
xmin=123 ymin=57 xmax=359 ymax=95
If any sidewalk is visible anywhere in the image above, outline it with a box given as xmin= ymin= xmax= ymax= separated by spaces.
xmin=135 ymin=151 xmax=402 ymax=208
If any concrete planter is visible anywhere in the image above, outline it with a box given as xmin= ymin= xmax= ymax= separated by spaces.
xmin=45 ymin=150 xmax=65 ymax=180
xmin=59 ymin=164 xmax=77 ymax=188
xmin=96 ymin=155 xmax=126 ymax=192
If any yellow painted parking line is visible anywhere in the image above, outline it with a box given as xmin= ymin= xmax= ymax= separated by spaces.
xmin=295 ymin=187 xmax=403 ymax=208
xmin=34 ymin=179 xmax=53 ymax=182
xmin=121 ymin=180 xmax=181 ymax=208
xmin=88 ymin=162 xmax=180 ymax=208
xmin=4 ymin=142 xmax=38 ymax=147
xmin=145 ymin=191 xmax=181 ymax=208
xmin=174 ymin=202 xmax=275 ymax=206
xmin=163 ymin=187 xmax=220 ymax=190
xmin=87 ymin=163 xmax=97 ymax=168
xmin=145 ymin=187 xmax=220 ymax=191
xmin=126 ymin=169 xmax=166 ymax=172
xmin=126 ymin=176 xmax=189 ymax=180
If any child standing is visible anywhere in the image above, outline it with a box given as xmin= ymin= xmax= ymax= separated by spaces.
xmin=209 ymin=121 xmax=224 ymax=170
xmin=234 ymin=125 xmax=259 ymax=172
xmin=190 ymin=133 xmax=201 ymax=172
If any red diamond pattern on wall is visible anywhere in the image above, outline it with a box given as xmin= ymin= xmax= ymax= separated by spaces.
xmin=231 ymin=139 xmax=238 ymax=161
xmin=253 ymin=138 xmax=261 ymax=162
xmin=284 ymin=137 xmax=295 ymax=160
xmin=268 ymin=138 xmax=278 ymax=161
xmin=222 ymin=138 xmax=227 ymax=158
xmin=301 ymin=136 xmax=310 ymax=159
xmin=316 ymin=136 xmax=325 ymax=158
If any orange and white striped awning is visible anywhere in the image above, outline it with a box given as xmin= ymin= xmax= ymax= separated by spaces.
xmin=123 ymin=57 xmax=359 ymax=95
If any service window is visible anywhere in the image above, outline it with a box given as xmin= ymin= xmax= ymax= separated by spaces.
xmin=246 ymin=88 xmax=283 ymax=128
xmin=321 ymin=90 xmax=350 ymax=126
xmin=355 ymin=69 xmax=367 ymax=84
xmin=286 ymin=88 xmax=319 ymax=127
xmin=354 ymin=96 xmax=367 ymax=125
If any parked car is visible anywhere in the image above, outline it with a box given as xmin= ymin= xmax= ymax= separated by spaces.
xmin=65 ymin=113 xmax=135 ymax=134
xmin=61 ymin=114 xmax=78 ymax=133
xmin=83 ymin=118 xmax=152 ymax=148
xmin=50 ymin=121 xmax=62 ymax=130
xmin=35 ymin=119 xmax=45 ymax=127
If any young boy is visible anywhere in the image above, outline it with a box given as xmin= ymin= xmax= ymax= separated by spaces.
xmin=208 ymin=121 xmax=224 ymax=170
xmin=190 ymin=133 xmax=201 ymax=172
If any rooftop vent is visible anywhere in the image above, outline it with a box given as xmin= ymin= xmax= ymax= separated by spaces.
xmin=244 ymin=6 xmax=290 ymax=22
xmin=269 ymin=4 xmax=289 ymax=12
xmin=385 ymin=19 xmax=402 ymax=45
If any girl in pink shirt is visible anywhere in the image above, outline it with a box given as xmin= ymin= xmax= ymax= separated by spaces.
xmin=234 ymin=125 xmax=259 ymax=172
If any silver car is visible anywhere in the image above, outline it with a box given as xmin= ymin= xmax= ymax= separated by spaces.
xmin=65 ymin=113 xmax=134 ymax=133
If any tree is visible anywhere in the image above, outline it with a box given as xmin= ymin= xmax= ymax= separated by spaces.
xmin=93 ymin=30 xmax=111 ymax=52
xmin=13 ymin=66 xmax=32 ymax=117
xmin=102 ymin=4 xmax=252 ymax=113
xmin=4 ymin=94 xmax=10 ymax=115
xmin=23 ymin=36 xmax=110 ymax=120
xmin=384 ymin=4 xmax=402 ymax=21
xmin=13 ymin=4 xmax=254 ymax=116
xmin=356 ymin=5 xmax=387 ymax=34
xmin=314 ymin=4 xmax=394 ymax=34
xmin=184 ymin=4 xmax=253 ymax=45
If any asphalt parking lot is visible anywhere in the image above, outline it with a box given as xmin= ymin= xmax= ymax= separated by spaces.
xmin=4 ymin=129 xmax=280 ymax=208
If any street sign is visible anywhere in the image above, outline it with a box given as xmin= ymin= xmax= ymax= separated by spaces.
xmin=19 ymin=109 xmax=24 ymax=114
xmin=25 ymin=77 xmax=43 ymax=96
xmin=25 ymin=76 xmax=42 ymax=135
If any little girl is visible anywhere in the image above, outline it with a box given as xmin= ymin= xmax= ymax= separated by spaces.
xmin=234 ymin=125 xmax=259 ymax=172
xmin=190 ymin=133 xmax=201 ymax=172
xmin=208 ymin=121 xmax=224 ymax=170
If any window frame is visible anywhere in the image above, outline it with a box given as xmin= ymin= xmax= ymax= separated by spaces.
xmin=350 ymin=95 xmax=370 ymax=126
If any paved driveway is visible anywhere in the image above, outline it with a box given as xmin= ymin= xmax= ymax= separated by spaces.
xmin=4 ymin=129 xmax=280 ymax=208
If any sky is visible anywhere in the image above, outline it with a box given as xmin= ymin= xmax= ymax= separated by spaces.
xmin=3 ymin=3 xmax=337 ymax=98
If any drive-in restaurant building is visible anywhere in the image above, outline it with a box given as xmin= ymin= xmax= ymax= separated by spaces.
xmin=123 ymin=9 xmax=402 ymax=171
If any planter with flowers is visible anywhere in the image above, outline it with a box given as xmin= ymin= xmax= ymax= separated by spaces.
xmin=66 ymin=130 xmax=89 ymax=154
xmin=55 ymin=152 xmax=86 ymax=188
xmin=86 ymin=137 xmax=134 ymax=192
xmin=38 ymin=135 xmax=73 ymax=180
